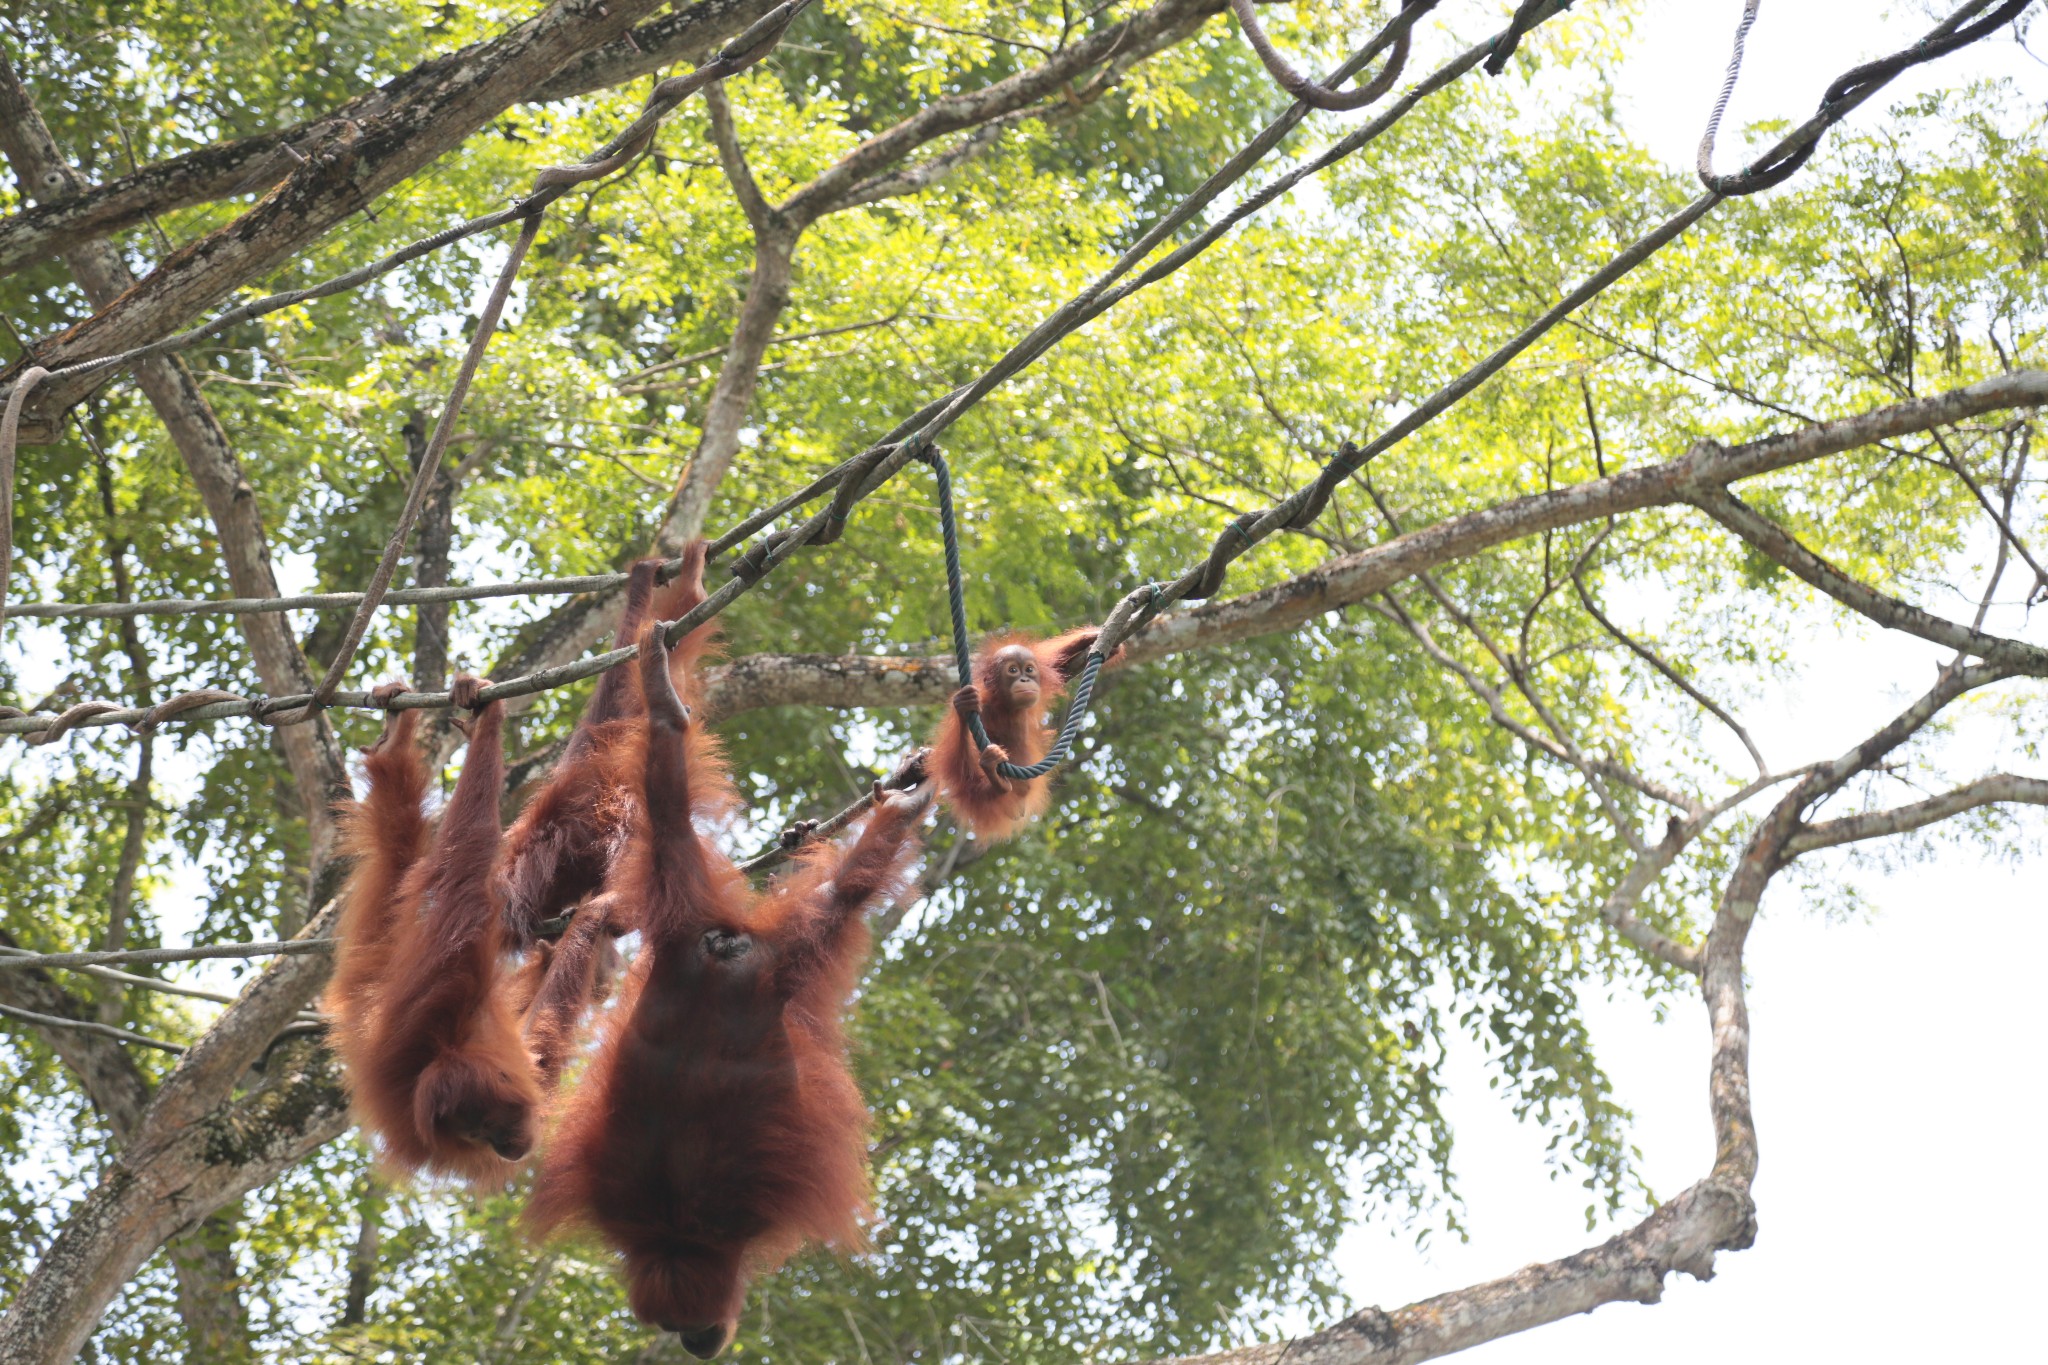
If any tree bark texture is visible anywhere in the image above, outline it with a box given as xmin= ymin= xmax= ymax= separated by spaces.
xmin=6 ymin=0 xmax=786 ymax=438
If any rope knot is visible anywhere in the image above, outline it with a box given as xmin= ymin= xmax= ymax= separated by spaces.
xmin=728 ymin=529 xmax=793 ymax=585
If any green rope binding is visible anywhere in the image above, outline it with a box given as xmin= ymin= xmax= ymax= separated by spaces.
xmin=916 ymin=443 xmax=1106 ymax=783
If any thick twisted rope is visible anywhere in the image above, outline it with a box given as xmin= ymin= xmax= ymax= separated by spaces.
xmin=1697 ymin=0 xmax=2031 ymax=195
xmin=1228 ymin=0 xmax=1437 ymax=113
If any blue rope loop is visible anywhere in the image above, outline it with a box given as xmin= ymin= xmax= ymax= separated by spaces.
xmin=993 ymin=647 xmax=1105 ymax=780
xmin=918 ymin=442 xmax=1107 ymax=776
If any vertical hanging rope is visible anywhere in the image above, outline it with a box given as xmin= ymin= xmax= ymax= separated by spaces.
xmin=284 ymin=212 xmax=542 ymax=724
xmin=1698 ymin=0 xmax=2032 ymax=196
xmin=1228 ymin=0 xmax=1434 ymax=113
xmin=1696 ymin=0 xmax=1763 ymax=191
xmin=914 ymin=442 xmax=1112 ymax=781
xmin=0 ymin=365 xmax=51 ymax=644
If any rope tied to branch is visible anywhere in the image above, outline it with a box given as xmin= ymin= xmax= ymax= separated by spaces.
xmin=1698 ymin=0 xmax=2032 ymax=196
xmin=917 ymin=433 xmax=1374 ymax=783
xmin=1229 ymin=0 xmax=1437 ymax=113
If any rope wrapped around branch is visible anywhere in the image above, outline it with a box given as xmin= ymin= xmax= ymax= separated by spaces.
xmin=1697 ymin=0 xmax=2031 ymax=196
xmin=1229 ymin=0 xmax=1437 ymax=112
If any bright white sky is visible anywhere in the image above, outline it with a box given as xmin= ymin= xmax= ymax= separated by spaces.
xmin=1312 ymin=4 xmax=2047 ymax=1360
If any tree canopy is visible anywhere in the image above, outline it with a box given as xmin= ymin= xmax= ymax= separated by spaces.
xmin=0 ymin=1 xmax=2043 ymax=1362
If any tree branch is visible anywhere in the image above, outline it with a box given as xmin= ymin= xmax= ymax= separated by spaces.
xmin=0 ymin=0 xmax=782 ymax=285
xmin=4 ymin=0 xmax=693 ymax=435
xmin=1691 ymin=487 xmax=2048 ymax=675
xmin=1134 ymin=1176 xmax=1753 ymax=1365
xmin=682 ymin=376 xmax=2048 ymax=717
xmin=0 ymin=1002 xmax=185 ymax=1054
xmin=0 ymin=933 xmax=153 ymax=1139
xmin=138 ymin=897 xmax=341 ymax=1137
xmin=0 ymin=48 xmax=353 ymax=919
xmin=0 ymin=1043 xmax=349 ymax=1365
xmin=1571 ymin=568 xmax=1767 ymax=775
xmin=703 ymin=81 xmax=779 ymax=236
xmin=780 ymin=0 xmax=1220 ymax=224
xmin=1784 ymin=772 xmax=2048 ymax=856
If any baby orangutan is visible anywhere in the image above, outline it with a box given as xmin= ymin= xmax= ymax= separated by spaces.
xmin=928 ymin=627 xmax=1118 ymax=841
xmin=529 ymin=623 xmax=930 ymax=1358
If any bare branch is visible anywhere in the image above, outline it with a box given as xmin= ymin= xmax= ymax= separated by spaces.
xmin=0 ymin=934 xmax=152 ymax=1138
xmin=1589 ymin=823 xmax=1704 ymax=974
xmin=780 ymin=0 xmax=1217 ymax=224
xmin=0 ymin=1002 xmax=185 ymax=1054
xmin=703 ymin=81 xmax=780 ymax=235
xmin=0 ymin=949 xmax=302 ymax=1009
xmin=1366 ymin=596 xmax=1678 ymax=832
xmin=0 ymin=941 xmax=331 ymax=972
xmin=1570 ymin=570 xmax=1767 ymax=774
xmin=1784 ymin=772 xmax=2048 ymax=856
xmin=1691 ymin=488 xmax=2048 ymax=676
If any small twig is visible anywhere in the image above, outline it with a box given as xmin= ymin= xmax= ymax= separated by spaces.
xmin=0 ymin=1001 xmax=187 ymax=1054
xmin=0 ymin=941 xmax=334 ymax=971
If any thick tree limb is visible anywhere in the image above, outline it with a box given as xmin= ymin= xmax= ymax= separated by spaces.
xmin=3 ymin=0 xmax=732 ymax=437
xmin=1784 ymin=772 xmax=2048 ymax=855
xmin=1692 ymin=488 xmax=2048 ymax=675
xmin=0 ymin=51 xmax=352 ymax=913
xmin=0 ymin=1044 xmax=349 ymax=1365
xmin=0 ymin=129 xmax=302 ymax=279
xmin=691 ymin=374 xmax=2048 ymax=716
xmin=0 ymin=0 xmax=778 ymax=286
xmin=1137 ymin=1177 xmax=1753 ymax=1365
xmin=137 ymin=897 xmax=340 ymax=1137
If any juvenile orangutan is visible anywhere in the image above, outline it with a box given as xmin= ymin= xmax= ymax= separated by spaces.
xmin=928 ymin=626 xmax=1116 ymax=841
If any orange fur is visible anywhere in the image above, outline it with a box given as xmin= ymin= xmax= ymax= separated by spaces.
xmin=928 ymin=626 xmax=1111 ymax=841
xmin=340 ymin=682 xmax=542 ymax=1184
xmin=529 ymin=623 xmax=925 ymax=1357
xmin=324 ymin=703 xmax=433 ymax=1095
xmin=520 ymin=891 xmax=621 ymax=1092
xmin=499 ymin=541 xmax=734 ymax=948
